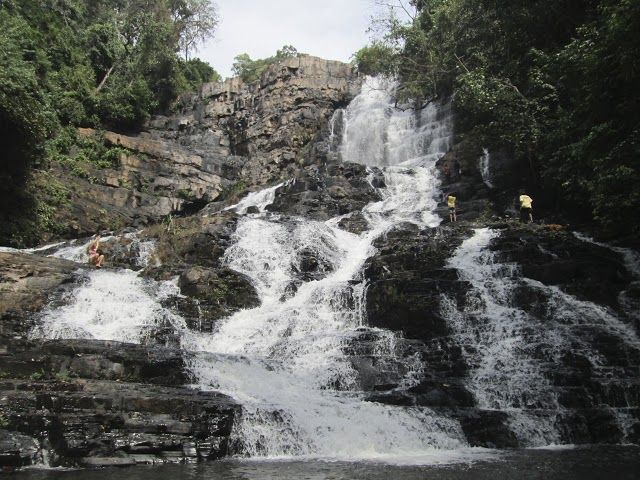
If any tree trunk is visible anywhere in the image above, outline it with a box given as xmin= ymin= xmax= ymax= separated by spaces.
xmin=96 ymin=65 xmax=115 ymax=92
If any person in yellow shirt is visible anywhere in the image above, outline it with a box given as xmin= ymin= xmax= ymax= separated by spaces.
xmin=447 ymin=193 xmax=457 ymax=222
xmin=519 ymin=192 xmax=533 ymax=223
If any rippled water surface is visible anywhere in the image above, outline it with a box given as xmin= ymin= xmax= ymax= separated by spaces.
xmin=15 ymin=446 xmax=640 ymax=480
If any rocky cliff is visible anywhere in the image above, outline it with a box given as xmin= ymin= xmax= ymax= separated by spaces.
xmin=33 ymin=56 xmax=358 ymax=241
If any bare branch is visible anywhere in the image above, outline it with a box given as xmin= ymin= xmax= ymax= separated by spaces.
xmin=454 ymin=53 xmax=470 ymax=73
xmin=375 ymin=0 xmax=416 ymax=21
xmin=96 ymin=64 xmax=115 ymax=92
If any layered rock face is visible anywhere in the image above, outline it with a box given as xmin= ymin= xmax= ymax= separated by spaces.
xmin=361 ymin=223 xmax=640 ymax=448
xmin=46 ymin=56 xmax=358 ymax=238
xmin=0 ymin=251 xmax=239 ymax=468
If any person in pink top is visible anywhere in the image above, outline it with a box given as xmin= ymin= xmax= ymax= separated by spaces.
xmin=87 ymin=234 xmax=105 ymax=268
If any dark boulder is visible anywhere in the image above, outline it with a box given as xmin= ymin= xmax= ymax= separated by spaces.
xmin=177 ymin=267 xmax=259 ymax=332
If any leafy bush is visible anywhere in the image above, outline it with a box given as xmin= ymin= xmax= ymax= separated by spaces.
xmin=232 ymin=45 xmax=301 ymax=83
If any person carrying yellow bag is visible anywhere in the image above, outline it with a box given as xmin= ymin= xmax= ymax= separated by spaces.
xmin=447 ymin=193 xmax=457 ymax=223
xmin=519 ymin=192 xmax=533 ymax=223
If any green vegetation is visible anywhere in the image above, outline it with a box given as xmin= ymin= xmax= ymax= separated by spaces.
xmin=0 ymin=0 xmax=220 ymax=246
xmin=232 ymin=45 xmax=301 ymax=83
xmin=358 ymin=0 xmax=640 ymax=236
xmin=49 ymin=128 xmax=126 ymax=171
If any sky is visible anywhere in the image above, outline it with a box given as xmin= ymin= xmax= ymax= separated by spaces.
xmin=195 ymin=0 xmax=383 ymax=79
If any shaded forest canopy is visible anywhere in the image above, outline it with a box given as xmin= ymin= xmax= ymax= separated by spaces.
xmin=357 ymin=0 xmax=640 ymax=237
xmin=0 ymin=0 xmax=219 ymax=246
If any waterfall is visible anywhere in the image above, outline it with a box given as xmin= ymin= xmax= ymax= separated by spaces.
xmin=479 ymin=148 xmax=493 ymax=188
xmin=339 ymin=77 xmax=452 ymax=168
xmin=443 ymin=228 xmax=640 ymax=446
xmin=177 ymin=77 xmax=465 ymax=460
xmin=25 ymin=76 xmax=485 ymax=463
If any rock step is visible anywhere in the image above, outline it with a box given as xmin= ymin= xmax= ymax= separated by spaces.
xmin=0 ymin=379 xmax=238 ymax=468
xmin=2 ymin=339 xmax=188 ymax=385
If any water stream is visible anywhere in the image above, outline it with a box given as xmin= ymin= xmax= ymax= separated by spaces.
xmin=442 ymin=228 xmax=640 ymax=446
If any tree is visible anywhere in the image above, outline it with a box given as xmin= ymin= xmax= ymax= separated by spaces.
xmin=181 ymin=57 xmax=221 ymax=87
xmin=174 ymin=0 xmax=219 ymax=60
xmin=275 ymin=45 xmax=298 ymax=59
xmin=353 ymin=42 xmax=397 ymax=76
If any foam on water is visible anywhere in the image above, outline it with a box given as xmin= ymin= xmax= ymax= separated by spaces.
xmin=225 ymin=183 xmax=285 ymax=214
xmin=443 ymin=228 xmax=640 ymax=447
xmin=30 ymin=269 xmax=182 ymax=343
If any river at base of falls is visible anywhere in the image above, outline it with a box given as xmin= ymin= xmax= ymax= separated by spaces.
xmin=12 ymin=446 xmax=640 ymax=480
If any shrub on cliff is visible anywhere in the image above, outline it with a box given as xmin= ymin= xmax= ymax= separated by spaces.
xmin=232 ymin=45 xmax=301 ymax=83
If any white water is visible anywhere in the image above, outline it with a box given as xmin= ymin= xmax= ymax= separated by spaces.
xmin=479 ymin=148 xmax=494 ymax=188
xmin=178 ymin=76 xmax=466 ymax=461
xmin=27 ymin=232 xmax=169 ymax=343
xmin=225 ymin=183 xmax=285 ymax=214
xmin=30 ymin=269 xmax=182 ymax=343
xmin=443 ymin=228 xmax=640 ymax=446
xmin=443 ymin=228 xmax=562 ymax=446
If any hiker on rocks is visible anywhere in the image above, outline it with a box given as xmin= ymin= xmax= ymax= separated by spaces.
xmin=519 ymin=191 xmax=533 ymax=223
xmin=446 ymin=193 xmax=457 ymax=222
xmin=87 ymin=235 xmax=104 ymax=268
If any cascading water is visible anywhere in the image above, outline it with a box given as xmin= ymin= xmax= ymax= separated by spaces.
xmin=479 ymin=148 xmax=493 ymax=188
xmin=443 ymin=228 xmax=640 ymax=446
xmin=31 ymin=269 xmax=181 ymax=343
xmin=224 ymin=182 xmax=286 ymax=214
xmin=28 ymin=234 xmax=174 ymax=344
xmin=442 ymin=228 xmax=562 ymax=446
xmin=177 ymin=76 xmax=469 ymax=461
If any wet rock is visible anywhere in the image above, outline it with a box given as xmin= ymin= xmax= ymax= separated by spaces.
xmin=0 ymin=379 xmax=238 ymax=467
xmin=458 ymin=410 xmax=520 ymax=448
xmin=293 ymin=247 xmax=333 ymax=282
xmin=408 ymin=379 xmax=475 ymax=408
xmin=177 ymin=267 xmax=260 ymax=332
xmin=0 ymin=430 xmax=41 ymax=469
xmin=364 ymin=224 xmax=472 ymax=342
xmin=0 ymin=252 xmax=81 ymax=341
xmin=268 ymin=163 xmax=380 ymax=220
xmin=337 ymin=211 xmax=369 ymax=235
xmin=141 ymin=213 xmax=238 ymax=275
xmin=494 ymin=226 xmax=632 ymax=312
